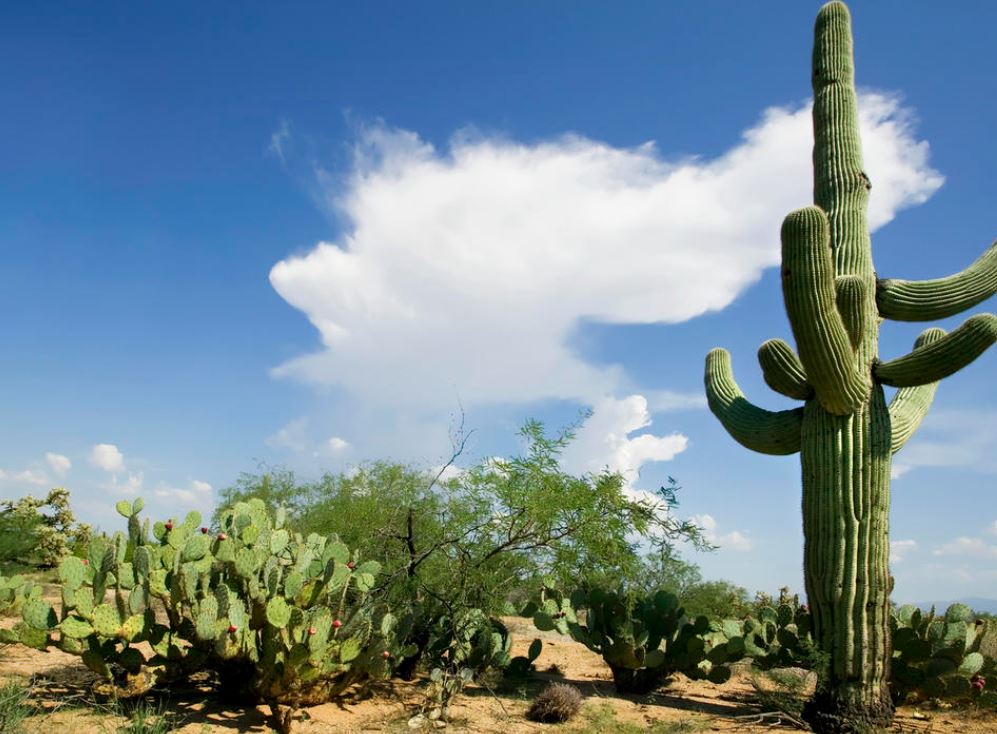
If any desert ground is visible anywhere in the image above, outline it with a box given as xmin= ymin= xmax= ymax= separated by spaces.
xmin=1 ymin=611 xmax=993 ymax=734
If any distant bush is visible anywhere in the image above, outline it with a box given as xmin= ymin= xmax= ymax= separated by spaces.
xmin=0 ymin=488 xmax=91 ymax=571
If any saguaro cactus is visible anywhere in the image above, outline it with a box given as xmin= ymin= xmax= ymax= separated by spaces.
xmin=704 ymin=3 xmax=997 ymax=732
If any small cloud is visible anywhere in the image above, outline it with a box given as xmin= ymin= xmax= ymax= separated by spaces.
xmin=890 ymin=539 xmax=917 ymax=563
xmin=432 ymin=463 xmax=465 ymax=483
xmin=102 ymin=471 xmax=144 ymax=496
xmin=691 ymin=513 xmax=753 ymax=551
xmin=45 ymin=452 xmax=72 ymax=478
xmin=91 ymin=443 xmax=125 ymax=473
xmin=560 ymin=395 xmax=688 ymax=489
xmin=646 ymin=390 xmax=708 ymax=413
xmin=0 ymin=469 xmax=50 ymax=487
xmin=266 ymin=419 xmax=308 ymax=452
xmin=326 ymin=436 xmax=351 ymax=454
xmin=933 ymin=536 xmax=997 ymax=559
xmin=191 ymin=480 xmax=212 ymax=493
xmin=269 ymin=119 xmax=291 ymax=163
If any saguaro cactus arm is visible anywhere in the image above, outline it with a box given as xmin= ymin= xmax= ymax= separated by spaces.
xmin=887 ymin=328 xmax=945 ymax=453
xmin=781 ymin=207 xmax=869 ymax=415
xmin=877 ymin=240 xmax=997 ymax=322
xmin=705 ymin=348 xmax=803 ymax=455
xmin=874 ymin=313 xmax=997 ymax=387
xmin=834 ymin=275 xmax=867 ymax=349
xmin=758 ymin=339 xmax=813 ymax=400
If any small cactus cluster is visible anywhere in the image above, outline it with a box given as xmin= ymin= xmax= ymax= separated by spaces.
xmin=1 ymin=496 xmax=393 ymax=722
xmin=526 ymin=682 xmax=583 ymax=723
xmin=891 ymin=603 xmax=996 ymax=703
xmin=527 ymin=587 xmax=742 ymax=693
xmin=735 ymin=598 xmax=816 ymax=670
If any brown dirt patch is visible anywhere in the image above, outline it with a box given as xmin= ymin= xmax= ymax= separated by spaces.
xmin=0 ymin=615 xmax=991 ymax=733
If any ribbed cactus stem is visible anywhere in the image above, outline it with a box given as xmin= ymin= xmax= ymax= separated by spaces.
xmin=705 ymin=349 xmax=803 ymax=455
xmin=781 ymin=207 xmax=869 ymax=414
xmin=887 ymin=328 xmax=945 ymax=453
xmin=701 ymin=2 xmax=994 ymax=730
xmin=874 ymin=313 xmax=997 ymax=387
xmin=877 ymin=240 xmax=997 ymax=322
xmin=758 ymin=339 xmax=813 ymax=400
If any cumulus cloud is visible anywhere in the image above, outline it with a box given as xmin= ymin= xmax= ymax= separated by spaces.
xmin=690 ymin=513 xmax=753 ymax=552
xmin=91 ymin=444 xmax=125 ymax=473
xmin=269 ymin=93 xmax=942 ymax=411
xmin=890 ymin=539 xmax=917 ymax=563
xmin=560 ymin=395 xmax=687 ymax=486
xmin=326 ymin=437 xmax=351 ymax=454
xmin=45 ymin=452 xmax=71 ymax=478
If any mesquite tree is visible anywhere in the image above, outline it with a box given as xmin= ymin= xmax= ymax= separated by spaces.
xmin=704 ymin=3 xmax=997 ymax=732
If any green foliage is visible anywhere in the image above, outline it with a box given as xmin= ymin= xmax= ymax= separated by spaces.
xmin=216 ymin=419 xmax=709 ymax=680
xmin=0 ymin=488 xmax=91 ymax=572
xmin=0 ymin=680 xmax=33 ymax=734
xmin=116 ymin=699 xmax=181 ymax=734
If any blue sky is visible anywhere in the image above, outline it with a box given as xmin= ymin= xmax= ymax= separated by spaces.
xmin=2 ymin=1 xmax=995 ymax=604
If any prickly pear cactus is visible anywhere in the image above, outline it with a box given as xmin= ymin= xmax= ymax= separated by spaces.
xmin=704 ymin=3 xmax=997 ymax=731
xmin=891 ymin=603 xmax=996 ymax=703
xmin=6 ymin=496 xmax=388 ymax=728
xmin=534 ymin=586 xmax=739 ymax=693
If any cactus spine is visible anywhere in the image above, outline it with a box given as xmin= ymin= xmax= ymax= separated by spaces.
xmin=704 ymin=3 xmax=997 ymax=732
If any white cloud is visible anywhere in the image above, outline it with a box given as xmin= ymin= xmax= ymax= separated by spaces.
xmin=690 ymin=513 xmax=753 ymax=552
xmin=0 ymin=468 xmax=49 ymax=487
xmin=892 ymin=410 xmax=997 ymax=479
xmin=269 ymin=93 xmax=941 ymax=412
xmin=266 ymin=419 xmax=309 ymax=452
xmin=269 ymin=119 xmax=291 ymax=163
xmin=90 ymin=443 xmax=125 ymax=473
xmin=101 ymin=471 xmax=144 ymax=496
xmin=646 ymin=390 xmax=708 ymax=412
xmin=326 ymin=436 xmax=351 ymax=454
xmin=153 ymin=480 xmax=214 ymax=506
xmin=45 ymin=452 xmax=71 ymax=478
xmin=560 ymin=395 xmax=688 ymax=487
xmin=989 ymin=521 xmax=997 ymax=537
xmin=933 ymin=537 xmax=997 ymax=559
xmin=890 ymin=539 xmax=917 ymax=563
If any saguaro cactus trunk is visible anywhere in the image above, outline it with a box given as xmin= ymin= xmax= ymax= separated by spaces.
xmin=704 ymin=3 xmax=997 ymax=732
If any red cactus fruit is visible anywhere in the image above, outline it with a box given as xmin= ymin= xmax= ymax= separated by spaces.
xmin=228 ymin=624 xmax=238 ymax=633
xmin=347 ymin=561 xmax=356 ymax=570
xmin=82 ymin=559 xmax=89 ymax=566
xmin=218 ymin=532 xmax=227 ymax=540
xmin=165 ymin=521 xmax=174 ymax=530
xmin=308 ymin=627 xmax=317 ymax=635
xmin=333 ymin=619 xmax=342 ymax=628
xmin=382 ymin=650 xmax=391 ymax=659
xmin=201 ymin=527 xmax=208 ymax=534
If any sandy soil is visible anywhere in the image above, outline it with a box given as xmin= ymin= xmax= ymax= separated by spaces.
xmin=1 ymin=612 xmax=993 ymax=733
